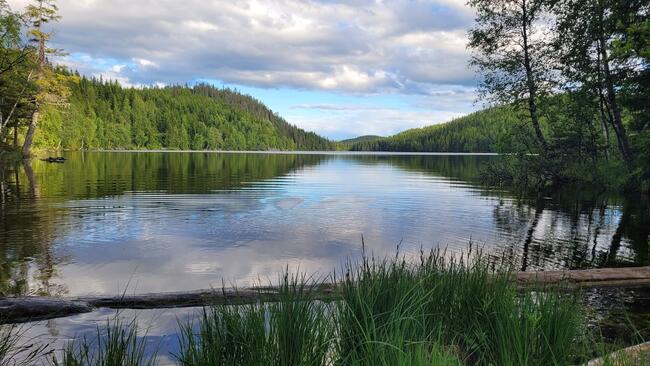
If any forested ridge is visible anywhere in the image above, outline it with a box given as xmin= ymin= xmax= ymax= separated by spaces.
xmin=33 ymin=78 xmax=334 ymax=151
xmin=350 ymin=107 xmax=515 ymax=152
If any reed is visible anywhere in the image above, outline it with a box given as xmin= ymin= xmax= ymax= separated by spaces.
xmin=176 ymin=250 xmax=590 ymax=365
xmin=0 ymin=323 xmax=49 ymax=366
xmin=175 ymin=273 xmax=332 ymax=366
xmin=334 ymin=251 xmax=584 ymax=365
xmin=51 ymin=317 xmax=156 ymax=366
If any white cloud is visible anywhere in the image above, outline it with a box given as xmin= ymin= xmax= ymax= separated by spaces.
xmin=7 ymin=0 xmax=475 ymax=93
xmin=134 ymin=58 xmax=158 ymax=69
xmin=110 ymin=64 xmax=126 ymax=73
xmin=6 ymin=0 xmax=481 ymax=137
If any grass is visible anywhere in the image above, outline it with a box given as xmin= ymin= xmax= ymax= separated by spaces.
xmin=0 ymin=323 xmax=49 ymax=366
xmin=51 ymin=317 xmax=156 ymax=366
xmin=175 ymin=273 xmax=332 ymax=366
xmin=174 ymin=250 xmax=593 ymax=365
xmin=2 ymin=250 xmax=648 ymax=365
xmin=334 ymin=251 xmax=585 ymax=366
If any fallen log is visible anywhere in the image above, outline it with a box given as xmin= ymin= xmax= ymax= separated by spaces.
xmin=586 ymin=341 xmax=650 ymax=366
xmin=516 ymin=266 xmax=650 ymax=288
xmin=1 ymin=266 xmax=649 ymax=324
xmin=0 ymin=297 xmax=93 ymax=324
xmin=77 ymin=283 xmax=338 ymax=309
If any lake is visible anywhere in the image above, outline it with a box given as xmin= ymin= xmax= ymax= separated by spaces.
xmin=1 ymin=151 xmax=648 ymax=298
xmin=2 ymin=151 xmax=649 ymax=364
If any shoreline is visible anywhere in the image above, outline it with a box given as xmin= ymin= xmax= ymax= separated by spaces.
xmin=3 ymin=266 xmax=650 ymax=324
xmin=44 ymin=149 xmax=500 ymax=156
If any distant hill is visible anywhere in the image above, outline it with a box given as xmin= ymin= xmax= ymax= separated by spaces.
xmin=35 ymin=78 xmax=334 ymax=151
xmin=339 ymin=135 xmax=384 ymax=145
xmin=349 ymin=107 xmax=517 ymax=152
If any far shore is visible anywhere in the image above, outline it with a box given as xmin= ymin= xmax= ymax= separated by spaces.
xmin=39 ymin=149 xmax=501 ymax=156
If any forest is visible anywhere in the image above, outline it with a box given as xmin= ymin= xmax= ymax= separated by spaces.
xmin=350 ymin=107 xmax=515 ymax=152
xmin=34 ymin=78 xmax=334 ymax=151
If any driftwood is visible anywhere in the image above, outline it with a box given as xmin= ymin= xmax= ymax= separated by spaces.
xmin=1 ymin=267 xmax=649 ymax=324
xmin=587 ymin=341 xmax=650 ymax=366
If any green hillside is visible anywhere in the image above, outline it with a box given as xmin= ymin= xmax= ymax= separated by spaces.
xmin=339 ymin=135 xmax=384 ymax=144
xmin=350 ymin=107 xmax=518 ymax=152
xmin=34 ymin=78 xmax=334 ymax=151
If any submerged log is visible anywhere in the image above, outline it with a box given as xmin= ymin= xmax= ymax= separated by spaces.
xmin=1 ymin=267 xmax=649 ymax=324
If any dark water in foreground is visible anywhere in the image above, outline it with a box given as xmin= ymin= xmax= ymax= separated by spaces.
xmin=0 ymin=151 xmax=648 ymax=297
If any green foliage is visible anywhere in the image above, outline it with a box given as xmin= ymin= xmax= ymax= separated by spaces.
xmin=336 ymin=252 xmax=584 ymax=366
xmin=337 ymin=135 xmax=384 ymax=149
xmin=0 ymin=0 xmax=37 ymax=146
xmin=175 ymin=273 xmax=332 ymax=366
xmin=351 ymin=107 xmax=516 ymax=152
xmin=0 ymin=323 xmax=49 ymax=366
xmin=175 ymin=252 xmax=592 ymax=366
xmin=52 ymin=317 xmax=156 ymax=366
xmin=33 ymin=78 xmax=333 ymax=151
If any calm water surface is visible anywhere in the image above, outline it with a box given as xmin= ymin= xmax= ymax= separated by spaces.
xmin=0 ymin=151 xmax=648 ymax=297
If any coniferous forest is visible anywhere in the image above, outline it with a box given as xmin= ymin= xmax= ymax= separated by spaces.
xmin=33 ymin=78 xmax=334 ymax=151
xmin=350 ymin=107 xmax=516 ymax=152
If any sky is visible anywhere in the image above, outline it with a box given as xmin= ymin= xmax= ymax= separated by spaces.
xmin=8 ymin=0 xmax=481 ymax=140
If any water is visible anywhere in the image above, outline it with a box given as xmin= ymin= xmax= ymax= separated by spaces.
xmin=2 ymin=151 xmax=649 ymax=364
xmin=0 ymin=151 xmax=648 ymax=297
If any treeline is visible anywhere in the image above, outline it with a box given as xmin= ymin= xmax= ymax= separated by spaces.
xmin=464 ymin=0 xmax=649 ymax=189
xmin=350 ymin=107 xmax=516 ymax=152
xmin=35 ymin=78 xmax=334 ymax=151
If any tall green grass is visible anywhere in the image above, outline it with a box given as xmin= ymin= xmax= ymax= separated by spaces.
xmin=335 ymin=251 xmax=583 ymax=366
xmin=175 ymin=273 xmax=332 ymax=366
xmin=52 ymin=317 xmax=156 ymax=366
xmin=0 ymin=323 xmax=49 ymax=366
xmin=175 ymin=251 xmax=589 ymax=365
xmin=335 ymin=255 xmax=463 ymax=365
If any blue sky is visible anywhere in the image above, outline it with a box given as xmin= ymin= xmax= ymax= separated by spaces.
xmin=9 ymin=0 xmax=481 ymax=140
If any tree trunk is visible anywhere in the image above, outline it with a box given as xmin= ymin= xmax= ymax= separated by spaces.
xmin=597 ymin=86 xmax=611 ymax=160
xmin=0 ymin=110 xmax=3 ymax=143
xmin=597 ymin=13 xmax=633 ymax=166
xmin=521 ymin=0 xmax=548 ymax=152
xmin=596 ymin=45 xmax=611 ymax=160
xmin=13 ymin=123 xmax=18 ymax=147
xmin=22 ymin=110 xmax=39 ymax=157
xmin=22 ymin=158 xmax=39 ymax=198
